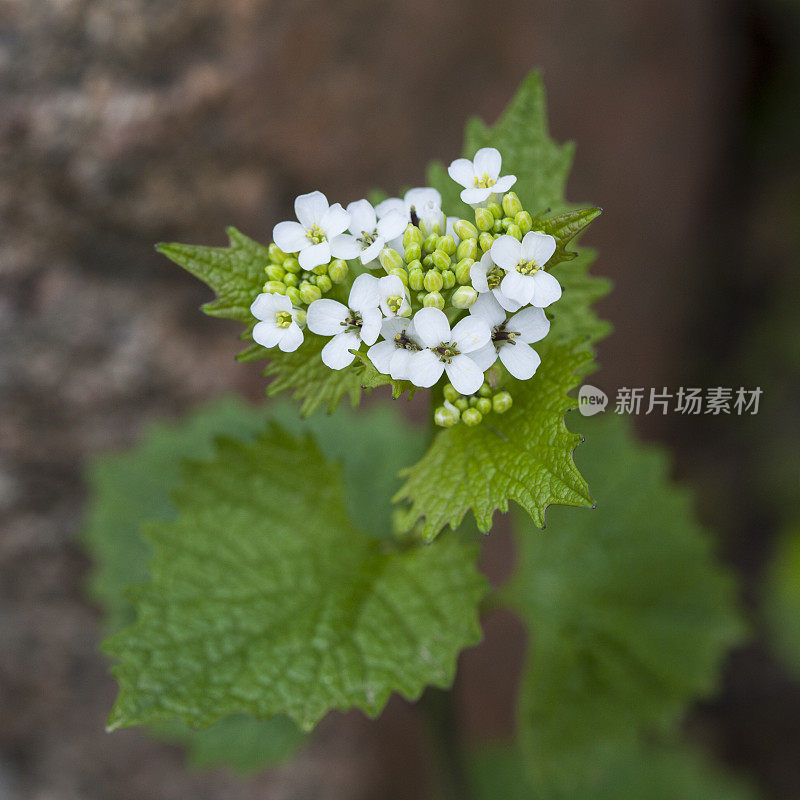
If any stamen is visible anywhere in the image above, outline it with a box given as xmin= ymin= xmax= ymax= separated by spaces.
xmin=275 ymin=311 xmax=293 ymax=328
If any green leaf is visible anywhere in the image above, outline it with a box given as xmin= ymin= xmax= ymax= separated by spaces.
xmin=765 ymin=523 xmax=800 ymax=679
xmin=535 ymin=207 xmax=603 ymax=263
xmin=395 ymin=341 xmax=594 ymax=540
xmin=104 ymin=424 xmax=487 ymax=733
xmin=502 ymin=414 xmax=747 ymax=789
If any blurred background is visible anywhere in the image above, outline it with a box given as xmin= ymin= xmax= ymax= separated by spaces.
xmin=1 ymin=0 xmax=799 ymax=797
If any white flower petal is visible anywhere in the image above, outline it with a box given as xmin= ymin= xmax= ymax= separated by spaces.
xmin=446 ymin=354 xmax=484 ymax=396
xmin=493 ymin=175 xmax=517 ymax=193
xmin=321 ymin=331 xmax=360 ymax=370
xmin=531 ymin=271 xmax=562 ymax=308
xmin=389 ymin=348 xmax=413 ymax=380
xmin=469 ymin=342 xmax=499 ymax=372
xmin=510 ymin=305 xmax=550 ymax=344
xmin=469 ymin=291 xmax=506 ymax=327
xmin=377 ymin=209 xmax=407 ymax=241
xmin=408 ymin=349 xmax=444 ymax=388
xmin=381 ymin=315 xmax=412 ymax=340
xmin=492 ymin=287 xmax=523 ymax=312
xmin=472 ymin=147 xmax=502 ymax=179
xmin=272 ymin=221 xmax=308 ymax=254
xmin=348 ymin=273 xmax=380 ymax=311
xmin=521 ymin=231 xmax=557 ymax=266
xmin=499 ymin=341 xmax=541 ymax=380
xmin=367 ymin=339 xmax=396 ymax=374
xmin=491 ymin=235 xmax=522 ymax=270
xmin=298 ymin=240 xmax=331 ymax=269
xmin=359 ymin=239 xmax=383 ymax=265
xmin=461 ymin=187 xmax=493 ymax=206
xmin=447 ymin=158 xmax=475 ymax=188
xmin=446 ymin=216 xmax=460 ymax=243
xmin=321 ymin=203 xmax=351 ymax=238
xmin=451 ymin=316 xmax=491 ymax=354
xmin=374 ymin=197 xmax=405 ymax=219
xmin=359 ymin=307 xmax=382 ymax=346
xmin=329 ymin=234 xmax=361 ymax=260
xmin=404 ymin=187 xmax=441 ymax=212
xmin=278 ymin=322 xmax=304 ymax=352
xmin=346 ymin=199 xmax=376 ymax=234
xmin=252 ymin=319 xmax=283 ymax=348
xmin=250 ymin=291 xmax=289 ymax=320
xmin=294 ymin=191 xmax=328 ymax=228
xmin=306 ymin=298 xmax=348 ymax=335
xmin=501 ymin=270 xmax=535 ymax=306
xmin=470 ymin=257 xmax=491 ymax=293
xmin=413 ymin=307 xmax=450 ymax=348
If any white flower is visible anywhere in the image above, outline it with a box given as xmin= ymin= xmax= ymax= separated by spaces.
xmin=367 ymin=316 xmax=424 ymax=379
xmin=374 ymin=187 xmax=443 ymax=249
xmin=377 ymin=274 xmax=411 ymax=317
xmin=345 ymin=199 xmax=407 ymax=265
xmin=407 ymin=307 xmax=491 ymax=395
xmin=490 ymin=231 xmax=561 ymax=308
xmin=447 ymin=147 xmax=517 ymax=206
xmin=470 ymin=251 xmax=523 ymax=312
xmin=306 ymin=274 xmax=382 ymax=370
xmin=468 ymin=293 xmax=550 ymax=380
xmin=272 ymin=191 xmax=360 ymax=270
xmin=250 ymin=292 xmax=304 ymax=352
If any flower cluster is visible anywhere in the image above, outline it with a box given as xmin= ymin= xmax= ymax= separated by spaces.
xmin=250 ymin=148 xmax=561 ymax=427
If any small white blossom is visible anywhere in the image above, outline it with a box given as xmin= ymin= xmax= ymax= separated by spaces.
xmin=470 ymin=251 xmax=523 ymax=312
xmin=367 ymin=316 xmax=424 ymax=380
xmin=250 ymin=292 xmax=304 ymax=352
xmin=490 ymin=231 xmax=561 ymax=308
xmin=374 ymin=187 xmax=443 ymax=250
xmin=407 ymin=307 xmax=491 ymax=395
xmin=306 ymin=274 xmax=382 ymax=370
xmin=447 ymin=147 xmax=517 ymax=206
xmin=377 ymin=274 xmax=411 ymax=317
xmin=468 ymin=293 xmax=549 ymax=380
xmin=272 ymin=191 xmax=360 ymax=270
xmin=345 ymin=199 xmax=407 ymax=265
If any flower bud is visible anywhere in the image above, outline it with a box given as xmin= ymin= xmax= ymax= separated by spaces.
xmin=502 ymin=191 xmax=523 ymax=217
xmin=515 ymin=211 xmax=533 ymax=235
xmin=441 ymin=269 xmax=456 ymax=290
xmin=416 ymin=291 xmax=427 ymax=305
xmin=422 ymin=254 xmax=434 ymax=268
xmin=389 ymin=267 xmax=409 ymax=287
xmin=475 ymin=207 xmax=494 ymax=232
xmin=408 ymin=267 xmax=425 ymax=291
xmin=506 ymin=223 xmax=522 ymax=241
xmin=479 ymin=233 xmax=495 ymax=253
xmin=283 ymin=272 xmax=299 ymax=288
xmin=312 ymin=263 xmax=329 ymax=276
xmin=450 ymin=285 xmax=478 ymax=309
xmin=282 ymin=256 xmax=301 ymax=274
xmin=492 ymin=219 xmax=503 ymax=234
xmin=423 ymin=270 xmax=444 ymax=293
xmin=422 ymin=291 xmax=445 ymax=310
xmin=443 ymin=383 xmax=460 ymax=403
xmin=434 ymin=402 xmax=460 ymax=428
xmin=419 ymin=202 xmax=446 ymax=238
xmin=476 ymin=397 xmax=493 ymax=415
xmin=316 ymin=275 xmax=333 ymax=293
xmin=264 ymin=280 xmax=286 ymax=294
xmin=455 ymin=258 xmax=474 ymax=285
xmin=436 ymin=235 xmax=456 ymax=256
xmin=453 ymin=219 xmax=479 ymax=241
xmin=268 ymin=243 xmax=288 ymax=263
xmin=265 ymin=264 xmax=286 ymax=282
xmin=462 ymin=408 xmax=483 ymax=426
xmin=456 ymin=238 xmax=478 ymax=261
xmin=454 ymin=397 xmax=469 ymax=412
xmin=300 ymin=282 xmax=322 ymax=305
xmin=286 ymin=286 xmax=303 ymax=306
xmin=404 ymin=243 xmax=422 ymax=263
xmin=478 ymin=381 xmax=492 ymax=398
xmin=431 ymin=249 xmax=451 ymax=271
xmin=328 ymin=259 xmax=349 ymax=283
xmin=379 ymin=247 xmax=404 ymax=274
xmin=422 ymin=234 xmax=439 ymax=255
xmin=402 ymin=224 xmax=423 ymax=249
xmin=488 ymin=202 xmax=503 ymax=220
xmin=492 ymin=391 xmax=513 ymax=414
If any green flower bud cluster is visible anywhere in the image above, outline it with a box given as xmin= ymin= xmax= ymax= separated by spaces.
xmin=467 ymin=191 xmax=533 ymax=256
xmin=261 ymin=243 xmax=348 ymax=308
xmin=434 ymin=382 xmax=514 ymax=428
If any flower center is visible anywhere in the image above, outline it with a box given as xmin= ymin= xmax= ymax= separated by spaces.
xmin=275 ymin=310 xmax=293 ymax=328
xmin=306 ymin=224 xmax=327 ymax=244
xmin=394 ymin=332 xmax=420 ymax=351
xmin=434 ymin=341 xmax=460 ymax=362
xmin=493 ymin=324 xmax=520 ymax=345
xmin=487 ymin=266 xmax=504 ymax=289
xmin=387 ymin=296 xmax=403 ymax=313
xmin=358 ymin=228 xmax=379 ymax=247
xmin=341 ymin=310 xmax=363 ymax=333
xmin=517 ymin=258 xmax=540 ymax=276
xmin=473 ymin=172 xmax=496 ymax=189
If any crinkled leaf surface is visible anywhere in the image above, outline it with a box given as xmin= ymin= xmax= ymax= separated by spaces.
xmin=502 ymin=414 xmax=747 ymax=789
xmin=104 ymin=423 xmax=486 ymax=733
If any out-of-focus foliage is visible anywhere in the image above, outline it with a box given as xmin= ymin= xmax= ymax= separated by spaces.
xmin=765 ymin=524 xmax=800 ymax=678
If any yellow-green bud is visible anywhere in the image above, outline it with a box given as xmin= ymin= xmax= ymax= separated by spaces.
xmin=422 ymin=234 xmax=438 ymax=254
xmin=265 ymin=264 xmax=286 ymax=282
xmin=264 ymin=280 xmax=286 ymax=294
xmin=311 ymin=263 xmax=327 ymax=276
xmin=404 ymin=243 xmax=422 ymax=263
xmin=478 ymin=381 xmax=492 ymax=398
xmin=492 ymin=219 xmax=503 ymax=234
xmin=493 ymin=391 xmax=513 ymax=414
xmin=283 ymin=272 xmax=299 ymax=288
xmin=422 ymin=254 xmax=434 ymax=268
xmin=488 ymin=202 xmax=503 ymax=219
xmin=462 ymin=407 xmax=483 ymax=426
xmin=423 ymin=270 xmax=444 ymax=293
xmin=423 ymin=291 xmax=445 ymax=310
xmin=502 ymin=191 xmax=523 ymax=217
xmin=379 ymin=247 xmax=404 ymax=273
xmin=268 ymin=243 xmax=287 ymax=264
xmin=329 ymin=259 xmax=349 ymax=283
xmin=389 ymin=267 xmax=409 ymax=286
xmin=300 ymin=282 xmax=322 ymax=304
xmin=456 ymin=238 xmax=478 ymax=261
xmin=453 ymin=219 xmax=479 ymax=240
xmin=455 ymin=258 xmax=474 ymax=285
xmin=408 ymin=267 xmax=424 ymax=291
xmin=443 ymin=383 xmax=459 ymax=403
xmin=316 ymin=275 xmax=333 ymax=293
xmin=451 ymin=285 xmax=478 ymax=309
xmin=479 ymin=233 xmax=495 ymax=253
xmin=476 ymin=397 xmax=493 ymax=415
xmin=434 ymin=403 xmax=460 ymax=428
xmin=469 ymin=395 xmax=478 ymax=407
xmin=441 ymin=269 xmax=456 ymax=290
xmin=286 ymin=286 xmax=302 ymax=306
xmin=454 ymin=397 xmax=469 ymax=412
xmin=407 ymin=258 xmax=423 ymax=273
xmin=515 ymin=211 xmax=533 ymax=235
xmin=475 ymin=207 xmax=494 ymax=231
xmin=282 ymin=256 xmax=301 ymax=274
xmin=402 ymin=223 xmax=423 ymax=249
xmin=506 ymin=223 xmax=522 ymax=241
xmin=431 ymin=249 xmax=451 ymax=271
xmin=293 ymin=308 xmax=307 ymax=326
xmin=436 ymin=235 xmax=456 ymax=256
xmin=416 ymin=291 xmax=427 ymax=305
